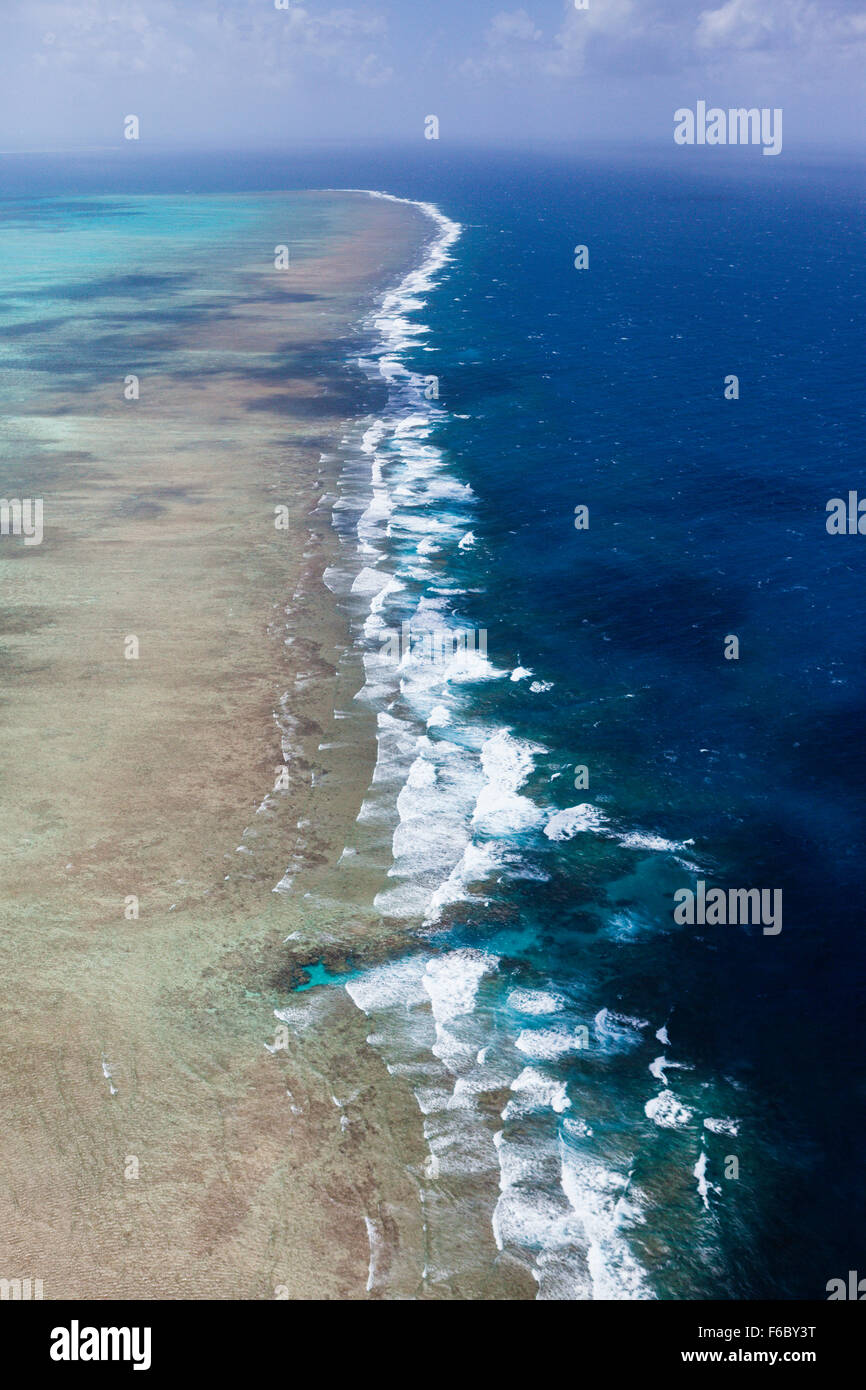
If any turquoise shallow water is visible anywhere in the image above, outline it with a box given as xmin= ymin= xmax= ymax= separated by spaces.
xmin=0 ymin=191 xmax=353 ymax=400
xmin=0 ymin=189 xmax=360 ymax=510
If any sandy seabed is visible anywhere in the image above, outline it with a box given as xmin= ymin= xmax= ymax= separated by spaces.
xmin=0 ymin=191 xmax=464 ymax=1300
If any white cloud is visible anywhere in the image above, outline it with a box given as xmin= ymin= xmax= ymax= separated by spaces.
xmin=696 ymin=0 xmax=780 ymax=50
xmin=487 ymin=10 xmax=543 ymax=46
xmin=544 ymin=0 xmax=637 ymax=78
xmin=28 ymin=0 xmax=393 ymax=87
xmin=459 ymin=0 xmax=866 ymax=84
xmin=696 ymin=0 xmax=866 ymax=54
xmin=459 ymin=8 xmax=545 ymax=78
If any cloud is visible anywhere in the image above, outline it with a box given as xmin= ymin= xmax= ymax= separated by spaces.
xmin=487 ymin=10 xmax=543 ymax=46
xmin=28 ymin=0 xmax=393 ymax=87
xmin=32 ymin=1 xmax=193 ymax=77
xmin=459 ymin=0 xmax=866 ymax=84
xmin=459 ymin=9 xmax=544 ymax=78
xmin=5 ymin=0 xmax=865 ymax=149
xmin=696 ymin=0 xmax=782 ymax=51
xmin=544 ymin=0 xmax=638 ymax=78
xmin=696 ymin=0 xmax=866 ymax=55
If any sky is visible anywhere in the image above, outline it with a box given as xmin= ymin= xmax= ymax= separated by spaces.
xmin=1 ymin=0 xmax=864 ymax=153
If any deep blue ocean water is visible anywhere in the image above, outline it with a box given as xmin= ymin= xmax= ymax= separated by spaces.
xmin=3 ymin=145 xmax=863 ymax=1297
xmin=401 ymin=150 xmax=866 ymax=1298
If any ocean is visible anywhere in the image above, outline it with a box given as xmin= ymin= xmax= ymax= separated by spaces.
xmin=3 ymin=145 xmax=864 ymax=1299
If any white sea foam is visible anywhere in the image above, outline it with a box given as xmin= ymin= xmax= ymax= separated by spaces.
xmin=559 ymin=1150 xmax=655 ymax=1300
xmin=423 ymin=948 xmax=496 ymax=1024
xmin=544 ymin=804 xmax=700 ymax=869
xmin=562 ymin=1116 xmax=594 ymax=1139
xmin=704 ymin=1116 xmax=740 ymax=1136
xmin=351 ymin=566 xmax=391 ymax=596
xmin=545 ymin=803 xmax=608 ymax=841
xmin=589 ymin=1010 xmax=649 ymax=1062
xmin=320 ymin=191 xmax=661 ymax=1300
xmin=472 ymin=729 xmax=546 ymax=835
xmin=617 ymin=830 xmax=687 ymax=854
xmin=694 ymin=1151 xmax=710 ymax=1210
xmin=364 ymin=1214 xmax=385 ymax=1292
xmin=507 ymin=988 xmax=568 ymax=1016
xmin=515 ymin=1026 xmax=589 ymax=1060
xmin=504 ymin=1067 xmax=571 ymax=1117
xmin=649 ymin=1055 xmax=693 ymax=1084
xmin=422 ymin=840 xmax=500 ymax=925
xmin=361 ymin=421 xmax=387 ymax=454
xmin=344 ymin=956 xmax=429 ymax=1014
xmin=645 ymin=1090 xmax=694 ymax=1129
